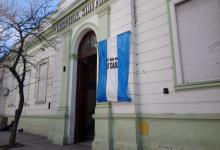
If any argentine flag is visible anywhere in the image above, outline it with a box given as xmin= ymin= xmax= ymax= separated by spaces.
xmin=97 ymin=31 xmax=131 ymax=102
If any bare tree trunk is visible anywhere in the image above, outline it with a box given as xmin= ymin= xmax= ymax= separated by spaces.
xmin=0 ymin=1 xmax=56 ymax=148
xmin=9 ymin=83 xmax=24 ymax=146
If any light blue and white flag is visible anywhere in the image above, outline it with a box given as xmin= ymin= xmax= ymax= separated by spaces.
xmin=97 ymin=31 xmax=131 ymax=102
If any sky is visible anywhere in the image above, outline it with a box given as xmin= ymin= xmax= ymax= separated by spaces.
xmin=0 ymin=0 xmax=61 ymax=9
xmin=0 ymin=0 xmax=61 ymax=57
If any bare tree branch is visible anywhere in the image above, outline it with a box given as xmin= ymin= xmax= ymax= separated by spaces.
xmin=0 ymin=0 xmax=58 ymax=147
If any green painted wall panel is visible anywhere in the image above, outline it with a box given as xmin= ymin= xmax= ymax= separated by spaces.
xmin=93 ymin=114 xmax=220 ymax=150
xmin=7 ymin=116 xmax=65 ymax=145
xmin=93 ymin=118 xmax=110 ymax=150
xmin=3 ymin=113 xmax=220 ymax=150
xmin=141 ymin=118 xmax=220 ymax=150
xmin=93 ymin=114 xmax=139 ymax=150
xmin=112 ymin=118 xmax=137 ymax=145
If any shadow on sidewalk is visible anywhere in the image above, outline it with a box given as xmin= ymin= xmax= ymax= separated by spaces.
xmin=0 ymin=131 xmax=91 ymax=150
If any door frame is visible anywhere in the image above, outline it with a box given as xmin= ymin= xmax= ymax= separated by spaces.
xmin=67 ymin=23 xmax=99 ymax=144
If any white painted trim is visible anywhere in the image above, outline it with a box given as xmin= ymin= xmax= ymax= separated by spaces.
xmin=169 ymin=0 xmax=188 ymax=84
xmin=67 ymin=22 xmax=99 ymax=144
xmin=9 ymin=77 xmax=18 ymax=106
xmin=24 ymin=70 xmax=31 ymax=104
xmin=169 ymin=0 xmax=220 ymax=86
xmin=36 ymin=58 xmax=49 ymax=103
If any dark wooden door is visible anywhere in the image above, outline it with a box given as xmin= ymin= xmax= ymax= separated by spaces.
xmin=75 ymin=61 xmax=89 ymax=143
xmin=74 ymin=31 xmax=97 ymax=143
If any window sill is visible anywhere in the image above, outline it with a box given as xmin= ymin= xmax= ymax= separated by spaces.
xmin=175 ymin=80 xmax=220 ymax=91
xmin=35 ymin=101 xmax=46 ymax=105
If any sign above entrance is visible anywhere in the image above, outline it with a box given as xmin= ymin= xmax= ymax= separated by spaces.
xmin=56 ymin=0 xmax=108 ymax=32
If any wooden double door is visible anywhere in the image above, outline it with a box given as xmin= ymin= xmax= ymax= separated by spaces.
xmin=74 ymin=31 xmax=97 ymax=143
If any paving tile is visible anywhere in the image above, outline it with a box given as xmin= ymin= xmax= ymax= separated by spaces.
xmin=0 ymin=132 xmax=91 ymax=150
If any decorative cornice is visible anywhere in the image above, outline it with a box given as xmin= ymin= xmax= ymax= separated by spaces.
xmin=55 ymin=0 xmax=110 ymax=32
xmin=55 ymin=0 xmax=86 ymax=23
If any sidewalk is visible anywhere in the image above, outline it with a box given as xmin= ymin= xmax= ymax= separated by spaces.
xmin=0 ymin=131 xmax=91 ymax=150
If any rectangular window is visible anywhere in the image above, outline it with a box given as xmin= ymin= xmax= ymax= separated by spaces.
xmin=10 ymin=77 xmax=17 ymax=106
xmin=0 ymin=73 xmax=5 ymax=96
xmin=169 ymin=0 xmax=220 ymax=85
xmin=36 ymin=60 xmax=48 ymax=103
xmin=24 ymin=71 xmax=31 ymax=104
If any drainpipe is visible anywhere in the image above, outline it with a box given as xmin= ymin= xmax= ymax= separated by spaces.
xmin=131 ymin=0 xmax=143 ymax=149
xmin=108 ymin=102 xmax=113 ymax=150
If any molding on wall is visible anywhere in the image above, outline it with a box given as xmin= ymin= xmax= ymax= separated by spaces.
xmin=175 ymin=80 xmax=220 ymax=91
xmin=2 ymin=113 xmax=220 ymax=120
xmin=2 ymin=114 xmax=65 ymax=118
xmin=94 ymin=113 xmax=220 ymax=120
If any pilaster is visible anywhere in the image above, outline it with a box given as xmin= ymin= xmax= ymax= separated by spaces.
xmin=97 ymin=6 xmax=110 ymax=41
xmin=58 ymin=29 xmax=72 ymax=144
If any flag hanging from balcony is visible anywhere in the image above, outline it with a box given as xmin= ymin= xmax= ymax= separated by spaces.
xmin=97 ymin=31 xmax=131 ymax=102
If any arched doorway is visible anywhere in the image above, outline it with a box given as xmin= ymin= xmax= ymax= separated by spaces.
xmin=74 ymin=31 xmax=97 ymax=143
